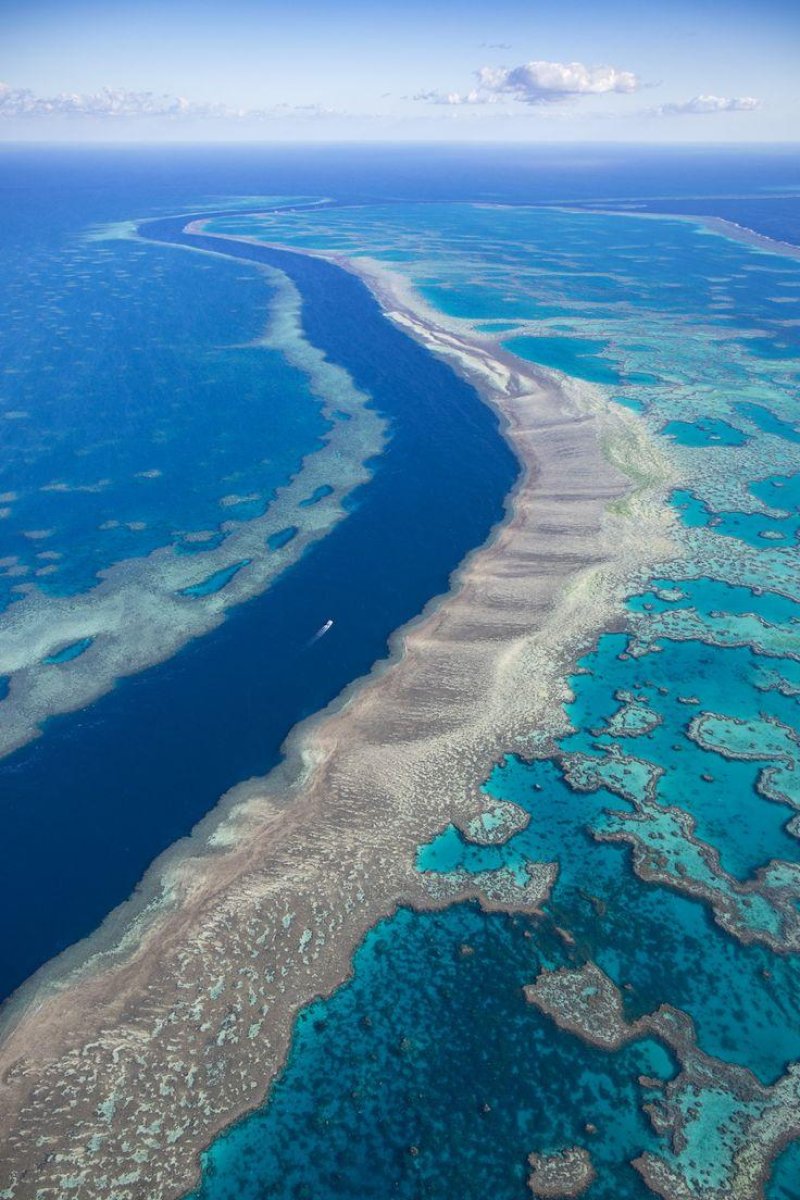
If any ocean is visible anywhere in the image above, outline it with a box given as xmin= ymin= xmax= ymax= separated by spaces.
xmin=1 ymin=143 xmax=799 ymax=1198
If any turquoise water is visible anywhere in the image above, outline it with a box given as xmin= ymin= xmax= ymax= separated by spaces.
xmin=189 ymin=905 xmax=670 ymax=1200
xmin=186 ymin=196 xmax=800 ymax=1196
xmin=769 ymin=1140 xmax=800 ymax=1199
xmin=671 ymin=485 xmax=800 ymax=549
xmin=662 ymin=418 xmax=748 ymax=448
xmin=501 ymin=334 xmax=622 ymax=385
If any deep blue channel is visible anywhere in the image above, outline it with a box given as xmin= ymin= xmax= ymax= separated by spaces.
xmin=0 ymin=219 xmax=518 ymax=1001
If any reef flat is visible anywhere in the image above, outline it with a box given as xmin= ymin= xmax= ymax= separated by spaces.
xmin=0 ymin=246 xmax=673 ymax=1199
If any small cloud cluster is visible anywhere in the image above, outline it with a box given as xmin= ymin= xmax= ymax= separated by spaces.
xmin=0 ymin=82 xmax=336 ymax=121
xmin=416 ymin=59 xmax=640 ymax=107
xmin=651 ymin=93 xmax=761 ymax=116
xmin=0 ymin=83 xmax=214 ymax=119
xmin=412 ymin=88 xmax=490 ymax=106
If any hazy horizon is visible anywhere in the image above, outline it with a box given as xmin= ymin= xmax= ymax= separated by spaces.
xmin=1 ymin=0 xmax=797 ymax=144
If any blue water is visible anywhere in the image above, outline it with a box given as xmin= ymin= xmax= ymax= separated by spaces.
xmin=661 ymin=418 xmax=748 ymax=447
xmin=628 ymin=577 xmax=800 ymax=626
xmin=0 ymin=178 xmax=518 ymax=1000
xmin=736 ymin=401 xmax=800 ymax=443
xmin=266 ymin=526 xmax=298 ymax=550
xmin=299 ymin=484 xmax=334 ymax=507
xmin=2 ymin=144 xmax=800 ymax=1198
xmin=180 ymin=560 xmax=252 ymax=598
xmin=769 ymin=1140 xmax=800 ymax=1200
xmin=42 ymin=636 xmax=94 ymax=665
xmin=608 ymin=193 xmax=800 ymax=249
xmin=0 ymin=217 xmax=328 ymax=608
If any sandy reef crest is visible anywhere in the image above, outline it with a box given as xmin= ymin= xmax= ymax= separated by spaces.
xmin=0 ymin=239 xmax=676 ymax=1199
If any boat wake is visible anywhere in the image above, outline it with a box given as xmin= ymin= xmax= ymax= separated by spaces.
xmin=307 ymin=618 xmax=334 ymax=646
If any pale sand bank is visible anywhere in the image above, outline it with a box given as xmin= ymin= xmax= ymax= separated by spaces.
xmin=0 ymin=239 xmax=677 ymax=1200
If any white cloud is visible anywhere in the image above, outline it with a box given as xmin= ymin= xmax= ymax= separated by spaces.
xmin=0 ymin=82 xmax=337 ymax=121
xmin=651 ymin=93 xmax=762 ymax=116
xmin=414 ymin=59 xmax=641 ymax=109
xmin=478 ymin=61 xmax=640 ymax=103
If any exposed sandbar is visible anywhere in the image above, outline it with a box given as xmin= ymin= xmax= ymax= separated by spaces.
xmin=0 ymin=238 xmax=676 ymax=1200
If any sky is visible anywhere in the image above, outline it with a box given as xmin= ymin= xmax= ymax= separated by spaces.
xmin=0 ymin=0 xmax=798 ymax=142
